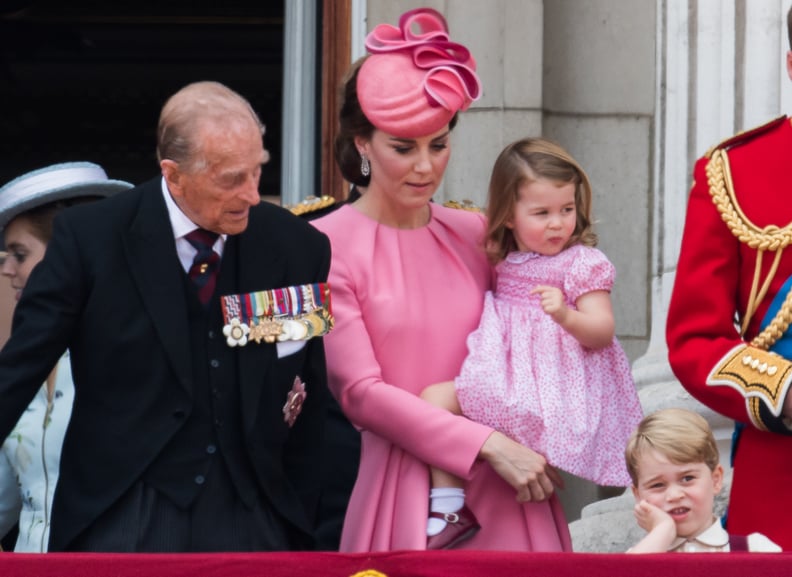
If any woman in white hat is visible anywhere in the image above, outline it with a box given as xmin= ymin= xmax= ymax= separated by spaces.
xmin=0 ymin=162 xmax=132 ymax=552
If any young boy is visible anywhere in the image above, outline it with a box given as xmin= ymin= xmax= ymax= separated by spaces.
xmin=624 ymin=408 xmax=780 ymax=553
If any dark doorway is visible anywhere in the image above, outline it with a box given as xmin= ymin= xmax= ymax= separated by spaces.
xmin=0 ymin=1 xmax=285 ymax=195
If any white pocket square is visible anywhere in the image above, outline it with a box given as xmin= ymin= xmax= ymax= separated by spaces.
xmin=276 ymin=340 xmax=306 ymax=359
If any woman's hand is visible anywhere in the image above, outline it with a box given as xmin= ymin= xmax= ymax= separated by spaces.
xmin=478 ymin=431 xmax=564 ymax=502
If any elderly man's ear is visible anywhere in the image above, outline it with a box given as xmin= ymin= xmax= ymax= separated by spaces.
xmin=160 ymin=159 xmax=184 ymax=199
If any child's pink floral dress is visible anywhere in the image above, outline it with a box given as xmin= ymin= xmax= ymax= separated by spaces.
xmin=455 ymin=245 xmax=643 ymax=486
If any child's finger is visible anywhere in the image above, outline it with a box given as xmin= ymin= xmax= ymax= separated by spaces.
xmin=529 ymin=284 xmax=552 ymax=295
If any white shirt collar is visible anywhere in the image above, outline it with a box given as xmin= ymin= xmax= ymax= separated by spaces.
xmin=160 ymin=178 xmax=226 ymax=272
xmin=668 ymin=518 xmax=728 ymax=552
xmin=160 ymin=177 xmax=208 ymax=240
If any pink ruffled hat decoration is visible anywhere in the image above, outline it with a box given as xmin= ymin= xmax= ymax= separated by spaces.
xmin=357 ymin=7 xmax=481 ymax=138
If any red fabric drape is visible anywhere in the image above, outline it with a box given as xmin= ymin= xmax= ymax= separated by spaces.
xmin=1 ymin=550 xmax=791 ymax=576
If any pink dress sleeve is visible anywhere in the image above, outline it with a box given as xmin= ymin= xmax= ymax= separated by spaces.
xmin=563 ymin=246 xmax=615 ymax=304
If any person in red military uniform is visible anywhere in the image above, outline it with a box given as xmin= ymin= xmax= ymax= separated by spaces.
xmin=667 ymin=8 xmax=792 ymax=550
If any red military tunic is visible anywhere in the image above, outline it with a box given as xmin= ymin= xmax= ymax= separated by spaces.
xmin=667 ymin=116 xmax=792 ymax=550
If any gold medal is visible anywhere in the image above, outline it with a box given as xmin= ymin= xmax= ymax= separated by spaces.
xmin=250 ymin=318 xmax=283 ymax=343
xmin=319 ymin=307 xmax=334 ymax=331
xmin=304 ymin=311 xmax=327 ymax=336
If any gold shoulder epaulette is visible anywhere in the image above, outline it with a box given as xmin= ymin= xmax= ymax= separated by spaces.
xmin=443 ymin=199 xmax=483 ymax=213
xmin=704 ymin=115 xmax=788 ymax=158
xmin=286 ymin=195 xmax=336 ymax=216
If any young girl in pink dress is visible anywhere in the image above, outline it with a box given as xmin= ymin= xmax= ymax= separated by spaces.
xmin=421 ymin=137 xmax=644 ymax=549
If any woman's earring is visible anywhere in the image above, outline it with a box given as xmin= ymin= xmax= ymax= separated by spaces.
xmin=360 ymin=154 xmax=371 ymax=177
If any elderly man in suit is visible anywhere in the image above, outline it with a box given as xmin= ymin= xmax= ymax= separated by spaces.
xmin=0 ymin=81 xmax=332 ymax=552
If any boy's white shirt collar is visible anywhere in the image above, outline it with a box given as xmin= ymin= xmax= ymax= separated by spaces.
xmin=667 ymin=517 xmax=782 ymax=552
xmin=668 ymin=517 xmax=727 ymax=551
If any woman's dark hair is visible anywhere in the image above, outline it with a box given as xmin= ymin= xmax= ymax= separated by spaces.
xmin=335 ymin=58 xmax=375 ymax=188
xmin=334 ymin=56 xmax=459 ymax=188
xmin=19 ymin=196 xmax=104 ymax=244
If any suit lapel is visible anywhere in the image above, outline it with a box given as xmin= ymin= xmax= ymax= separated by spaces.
xmin=122 ymin=181 xmax=193 ymax=392
xmin=235 ymin=213 xmax=285 ymax=433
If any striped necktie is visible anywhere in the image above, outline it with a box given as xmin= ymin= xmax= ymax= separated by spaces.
xmin=184 ymin=228 xmax=220 ymax=305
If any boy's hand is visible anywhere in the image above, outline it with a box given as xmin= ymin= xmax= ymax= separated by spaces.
xmin=627 ymin=500 xmax=678 ymax=553
xmin=634 ymin=499 xmax=674 ymax=532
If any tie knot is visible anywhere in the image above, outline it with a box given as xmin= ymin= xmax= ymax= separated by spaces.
xmin=185 ymin=228 xmax=221 ymax=306
xmin=185 ymin=228 xmax=219 ymax=251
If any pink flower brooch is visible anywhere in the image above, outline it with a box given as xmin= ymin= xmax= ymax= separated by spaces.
xmin=283 ymin=376 xmax=307 ymax=427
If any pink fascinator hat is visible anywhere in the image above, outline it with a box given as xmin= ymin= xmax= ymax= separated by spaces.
xmin=357 ymin=7 xmax=481 ymax=138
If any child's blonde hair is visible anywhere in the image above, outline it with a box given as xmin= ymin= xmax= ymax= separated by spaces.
xmin=624 ymin=408 xmax=720 ymax=486
xmin=485 ymin=137 xmax=597 ymax=264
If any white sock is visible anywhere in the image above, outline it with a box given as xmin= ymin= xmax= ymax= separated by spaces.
xmin=426 ymin=487 xmax=465 ymax=537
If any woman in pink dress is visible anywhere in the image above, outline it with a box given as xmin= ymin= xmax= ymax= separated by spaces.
xmin=421 ymin=138 xmax=644 ymax=548
xmin=312 ymin=9 xmax=571 ymax=552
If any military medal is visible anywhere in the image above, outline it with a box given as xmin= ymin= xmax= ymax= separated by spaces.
xmin=279 ymin=318 xmax=309 ymax=341
xmin=220 ymin=282 xmax=333 ymax=347
xmin=250 ymin=318 xmax=284 ymax=344
xmin=222 ymin=318 xmax=249 ymax=347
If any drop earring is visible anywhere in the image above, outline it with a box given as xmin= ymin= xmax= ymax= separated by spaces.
xmin=360 ymin=154 xmax=371 ymax=177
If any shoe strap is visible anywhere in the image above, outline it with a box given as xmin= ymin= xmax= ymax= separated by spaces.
xmin=428 ymin=511 xmax=461 ymax=523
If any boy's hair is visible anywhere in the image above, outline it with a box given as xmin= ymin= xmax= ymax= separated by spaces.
xmin=484 ymin=137 xmax=597 ymax=264
xmin=624 ymin=408 xmax=719 ymax=486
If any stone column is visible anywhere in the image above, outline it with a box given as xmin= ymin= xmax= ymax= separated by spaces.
xmin=281 ymin=0 xmax=318 ymax=205
xmin=634 ymin=0 xmax=737 ymax=466
xmin=572 ymin=0 xmax=792 ymax=551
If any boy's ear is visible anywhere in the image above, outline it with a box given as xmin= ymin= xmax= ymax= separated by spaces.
xmin=631 ymin=485 xmax=640 ymax=500
xmin=787 ymin=51 xmax=792 ymax=82
xmin=712 ymin=464 xmax=724 ymax=494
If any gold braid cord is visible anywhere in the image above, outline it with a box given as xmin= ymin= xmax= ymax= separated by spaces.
xmin=752 ymin=288 xmax=792 ymax=351
xmin=706 ymin=149 xmax=792 ymax=346
xmin=705 ymin=150 xmax=792 ymax=427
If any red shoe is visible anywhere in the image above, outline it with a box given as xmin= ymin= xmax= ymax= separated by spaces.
xmin=426 ymin=505 xmax=481 ymax=550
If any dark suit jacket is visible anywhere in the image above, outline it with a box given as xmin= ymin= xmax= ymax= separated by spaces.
xmin=0 ymin=177 xmax=331 ymax=551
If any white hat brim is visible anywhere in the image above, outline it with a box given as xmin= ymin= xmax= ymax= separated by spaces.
xmin=0 ymin=162 xmax=133 ymax=233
